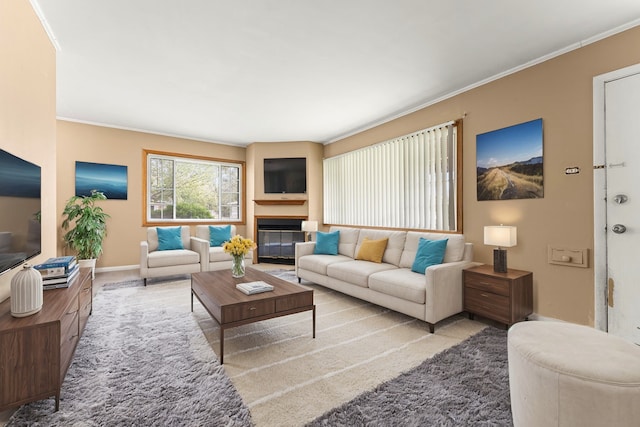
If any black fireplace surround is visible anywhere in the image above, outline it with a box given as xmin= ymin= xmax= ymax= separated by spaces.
xmin=256 ymin=218 xmax=305 ymax=265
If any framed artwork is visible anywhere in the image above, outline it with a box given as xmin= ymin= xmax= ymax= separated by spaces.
xmin=476 ymin=118 xmax=543 ymax=201
xmin=75 ymin=161 xmax=128 ymax=200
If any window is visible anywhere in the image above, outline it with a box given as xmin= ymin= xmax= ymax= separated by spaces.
xmin=323 ymin=120 xmax=461 ymax=232
xmin=144 ymin=150 xmax=245 ymax=224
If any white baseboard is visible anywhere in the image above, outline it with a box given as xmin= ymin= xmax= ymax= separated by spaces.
xmin=527 ymin=312 xmax=565 ymax=322
xmin=95 ymin=264 xmax=139 ymax=273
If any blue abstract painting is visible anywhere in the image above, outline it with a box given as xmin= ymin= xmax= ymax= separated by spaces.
xmin=75 ymin=161 xmax=128 ymax=200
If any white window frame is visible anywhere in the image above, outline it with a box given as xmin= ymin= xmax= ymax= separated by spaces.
xmin=144 ymin=150 xmax=245 ymax=225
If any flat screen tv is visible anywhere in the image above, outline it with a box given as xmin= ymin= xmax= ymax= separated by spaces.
xmin=0 ymin=148 xmax=41 ymax=276
xmin=264 ymin=157 xmax=307 ymax=194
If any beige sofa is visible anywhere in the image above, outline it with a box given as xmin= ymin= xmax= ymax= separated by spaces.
xmin=140 ymin=226 xmax=201 ymax=284
xmin=295 ymin=226 xmax=474 ymax=332
xmin=191 ymin=225 xmax=253 ymax=272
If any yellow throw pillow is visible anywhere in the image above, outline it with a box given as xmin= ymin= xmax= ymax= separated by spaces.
xmin=355 ymin=237 xmax=389 ymax=263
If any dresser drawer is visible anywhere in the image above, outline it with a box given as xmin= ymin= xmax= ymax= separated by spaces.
xmin=79 ymin=286 xmax=92 ymax=318
xmin=60 ymin=298 xmax=79 ymax=339
xmin=464 ymin=272 xmax=510 ymax=297
xmin=464 ymin=287 xmax=510 ymax=323
xmin=222 ymin=299 xmax=275 ymax=323
xmin=59 ymin=312 xmax=79 ymax=377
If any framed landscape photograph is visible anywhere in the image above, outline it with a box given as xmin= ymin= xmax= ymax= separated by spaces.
xmin=476 ymin=118 xmax=543 ymax=201
xmin=75 ymin=161 xmax=128 ymax=200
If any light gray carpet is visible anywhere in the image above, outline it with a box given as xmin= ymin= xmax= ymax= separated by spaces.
xmin=306 ymin=326 xmax=512 ymax=426
xmin=8 ymin=271 xmax=510 ymax=426
xmin=7 ymin=280 xmax=253 ymax=427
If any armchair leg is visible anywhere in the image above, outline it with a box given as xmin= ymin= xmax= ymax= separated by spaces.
xmin=144 ymin=278 xmax=147 ymax=286
xmin=298 ymin=277 xmax=301 ymax=283
xmin=427 ymin=322 xmax=435 ymax=334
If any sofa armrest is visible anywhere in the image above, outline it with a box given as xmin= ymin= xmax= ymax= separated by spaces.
xmin=295 ymin=242 xmax=316 ymax=276
xmin=140 ymin=240 xmax=150 ymax=278
xmin=424 ymin=260 xmax=475 ymax=325
xmin=190 ymin=236 xmax=210 ymax=271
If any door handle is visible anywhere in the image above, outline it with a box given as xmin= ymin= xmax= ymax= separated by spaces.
xmin=611 ymin=224 xmax=627 ymax=234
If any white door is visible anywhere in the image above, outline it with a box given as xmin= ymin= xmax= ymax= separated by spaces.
xmin=603 ymin=71 xmax=640 ymax=344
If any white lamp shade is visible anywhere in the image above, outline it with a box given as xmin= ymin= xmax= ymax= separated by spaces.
xmin=301 ymin=221 xmax=318 ymax=232
xmin=484 ymin=225 xmax=517 ymax=248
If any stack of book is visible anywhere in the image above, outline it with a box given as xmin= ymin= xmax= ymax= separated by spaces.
xmin=34 ymin=256 xmax=79 ymax=290
xmin=236 ymin=281 xmax=274 ymax=295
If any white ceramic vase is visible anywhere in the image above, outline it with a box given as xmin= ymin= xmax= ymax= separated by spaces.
xmin=11 ymin=264 xmax=43 ymax=317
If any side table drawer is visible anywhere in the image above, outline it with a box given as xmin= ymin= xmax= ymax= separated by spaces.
xmin=464 ymin=288 xmax=510 ymax=323
xmin=464 ymin=272 xmax=510 ymax=296
xmin=223 ymin=300 xmax=275 ymax=323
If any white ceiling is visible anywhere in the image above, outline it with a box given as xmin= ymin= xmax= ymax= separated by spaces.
xmin=32 ymin=0 xmax=640 ymax=146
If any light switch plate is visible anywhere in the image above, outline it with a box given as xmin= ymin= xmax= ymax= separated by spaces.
xmin=548 ymin=246 xmax=589 ymax=268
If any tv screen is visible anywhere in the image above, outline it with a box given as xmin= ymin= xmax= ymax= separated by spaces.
xmin=264 ymin=158 xmax=307 ymax=194
xmin=0 ymin=149 xmax=41 ymax=275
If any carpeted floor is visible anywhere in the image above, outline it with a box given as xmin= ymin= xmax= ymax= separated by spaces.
xmin=307 ymin=327 xmax=512 ymax=426
xmin=194 ymin=270 xmax=488 ymax=425
xmin=7 ymin=270 xmax=511 ymax=426
xmin=7 ymin=278 xmax=252 ymax=427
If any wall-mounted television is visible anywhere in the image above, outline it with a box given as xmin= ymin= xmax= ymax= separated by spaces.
xmin=264 ymin=157 xmax=307 ymax=194
xmin=0 ymin=148 xmax=42 ymax=276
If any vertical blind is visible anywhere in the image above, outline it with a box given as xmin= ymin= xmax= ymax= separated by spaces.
xmin=324 ymin=121 xmax=457 ymax=230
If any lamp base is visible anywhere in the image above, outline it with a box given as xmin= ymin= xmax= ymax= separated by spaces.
xmin=493 ymin=248 xmax=508 ymax=273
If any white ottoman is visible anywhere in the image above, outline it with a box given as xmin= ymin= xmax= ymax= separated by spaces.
xmin=508 ymin=321 xmax=640 ymax=427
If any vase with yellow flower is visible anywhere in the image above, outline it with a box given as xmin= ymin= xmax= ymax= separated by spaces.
xmin=223 ymin=234 xmax=256 ymax=278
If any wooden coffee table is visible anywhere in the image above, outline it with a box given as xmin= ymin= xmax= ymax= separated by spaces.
xmin=191 ymin=267 xmax=315 ymax=364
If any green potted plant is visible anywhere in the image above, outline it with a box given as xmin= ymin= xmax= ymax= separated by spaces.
xmin=61 ymin=190 xmax=110 ymax=277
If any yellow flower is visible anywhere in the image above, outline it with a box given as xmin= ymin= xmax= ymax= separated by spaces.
xmin=223 ymin=235 xmax=256 ymax=256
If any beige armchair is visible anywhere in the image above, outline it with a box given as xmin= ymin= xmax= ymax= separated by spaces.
xmin=191 ymin=225 xmax=253 ymax=272
xmin=140 ymin=226 xmax=201 ymax=285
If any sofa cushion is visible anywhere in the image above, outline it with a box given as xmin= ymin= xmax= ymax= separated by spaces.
xmin=157 ymin=227 xmax=184 ymax=251
xmin=209 ymin=225 xmax=231 ymax=247
xmin=147 ymin=249 xmax=199 ymax=268
xmin=368 ymin=268 xmax=426 ymax=304
xmin=354 ymin=229 xmax=407 ymax=266
xmin=315 ymin=230 xmax=340 ymax=255
xmin=148 ymin=226 xmax=191 ymax=252
xmin=355 ymin=238 xmax=388 ymax=263
xmin=411 ymin=238 xmax=448 ymax=274
xmin=327 ymin=260 xmax=397 ymax=288
xmin=329 ymin=226 xmax=360 ymax=258
xmin=298 ymin=254 xmax=352 ymax=276
xmin=400 ymin=232 xmax=465 ymax=268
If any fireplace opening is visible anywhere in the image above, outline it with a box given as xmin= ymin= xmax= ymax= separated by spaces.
xmin=256 ymin=218 xmax=305 ymax=265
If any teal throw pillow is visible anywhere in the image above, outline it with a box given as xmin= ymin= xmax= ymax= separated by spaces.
xmin=314 ymin=230 xmax=340 ymax=255
xmin=157 ymin=226 xmax=184 ymax=251
xmin=411 ymin=238 xmax=448 ymax=274
xmin=209 ymin=225 xmax=231 ymax=247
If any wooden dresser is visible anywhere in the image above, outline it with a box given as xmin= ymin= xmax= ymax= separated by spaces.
xmin=0 ymin=267 xmax=92 ymax=412
xmin=463 ymin=264 xmax=533 ymax=328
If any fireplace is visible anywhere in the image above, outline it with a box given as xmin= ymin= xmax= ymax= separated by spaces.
xmin=256 ymin=218 xmax=305 ymax=265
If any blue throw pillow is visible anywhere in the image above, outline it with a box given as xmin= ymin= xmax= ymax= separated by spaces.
xmin=209 ymin=225 xmax=231 ymax=247
xmin=157 ymin=226 xmax=184 ymax=251
xmin=314 ymin=230 xmax=340 ymax=255
xmin=411 ymin=238 xmax=448 ymax=274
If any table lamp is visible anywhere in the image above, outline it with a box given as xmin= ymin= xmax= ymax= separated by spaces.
xmin=301 ymin=220 xmax=318 ymax=241
xmin=484 ymin=225 xmax=517 ymax=273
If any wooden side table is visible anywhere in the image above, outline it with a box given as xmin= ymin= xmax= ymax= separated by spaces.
xmin=463 ymin=264 xmax=533 ymax=328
